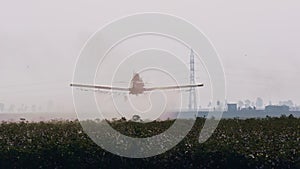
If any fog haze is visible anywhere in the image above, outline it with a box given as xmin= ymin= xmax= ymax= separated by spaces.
xmin=1 ymin=1 xmax=300 ymax=113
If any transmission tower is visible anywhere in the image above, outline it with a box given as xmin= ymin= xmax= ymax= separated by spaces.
xmin=189 ymin=49 xmax=197 ymax=111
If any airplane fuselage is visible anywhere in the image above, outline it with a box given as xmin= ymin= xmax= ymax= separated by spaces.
xmin=129 ymin=73 xmax=145 ymax=95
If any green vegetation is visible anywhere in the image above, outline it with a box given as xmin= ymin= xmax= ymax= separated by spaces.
xmin=0 ymin=116 xmax=299 ymax=169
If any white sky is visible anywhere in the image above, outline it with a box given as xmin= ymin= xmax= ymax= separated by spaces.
xmin=0 ymin=0 xmax=300 ymax=113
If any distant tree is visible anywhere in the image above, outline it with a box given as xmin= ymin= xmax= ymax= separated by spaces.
xmin=47 ymin=100 xmax=54 ymax=112
xmin=8 ymin=104 xmax=15 ymax=112
xmin=31 ymin=105 xmax=36 ymax=112
xmin=255 ymin=97 xmax=264 ymax=109
xmin=244 ymin=99 xmax=251 ymax=108
xmin=207 ymin=102 xmax=212 ymax=108
xmin=286 ymin=100 xmax=294 ymax=108
xmin=24 ymin=105 xmax=28 ymax=112
xmin=17 ymin=104 xmax=25 ymax=113
xmin=238 ymin=101 xmax=244 ymax=109
xmin=38 ymin=105 xmax=42 ymax=112
xmin=0 ymin=103 xmax=4 ymax=112
xmin=216 ymin=100 xmax=224 ymax=110
xmin=279 ymin=100 xmax=294 ymax=108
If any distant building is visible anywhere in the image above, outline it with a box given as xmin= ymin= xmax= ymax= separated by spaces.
xmin=0 ymin=103 xmax=4 ymax=112
xmin=265 ymin=105 xmax=289 ymax=112
xmin=227 ymin=104 xmax=237 ymax=112
xmin=240 ymin=106 xmax=256 ymax=111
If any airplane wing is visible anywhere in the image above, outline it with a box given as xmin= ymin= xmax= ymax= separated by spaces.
xmin=70 ymin=83 xmax=129 ymax=91
xmin=70 ymin=83 xmax=204 ymax=92
xmin=144 ymin=84 xmax=204 ymax=91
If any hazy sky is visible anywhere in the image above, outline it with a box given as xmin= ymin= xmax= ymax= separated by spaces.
xmin=0 ymin=1 xmax=300 ymax=113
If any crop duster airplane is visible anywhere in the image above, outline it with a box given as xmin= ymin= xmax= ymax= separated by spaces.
xmin=70 ymin=73 xmax=203 ymax=95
